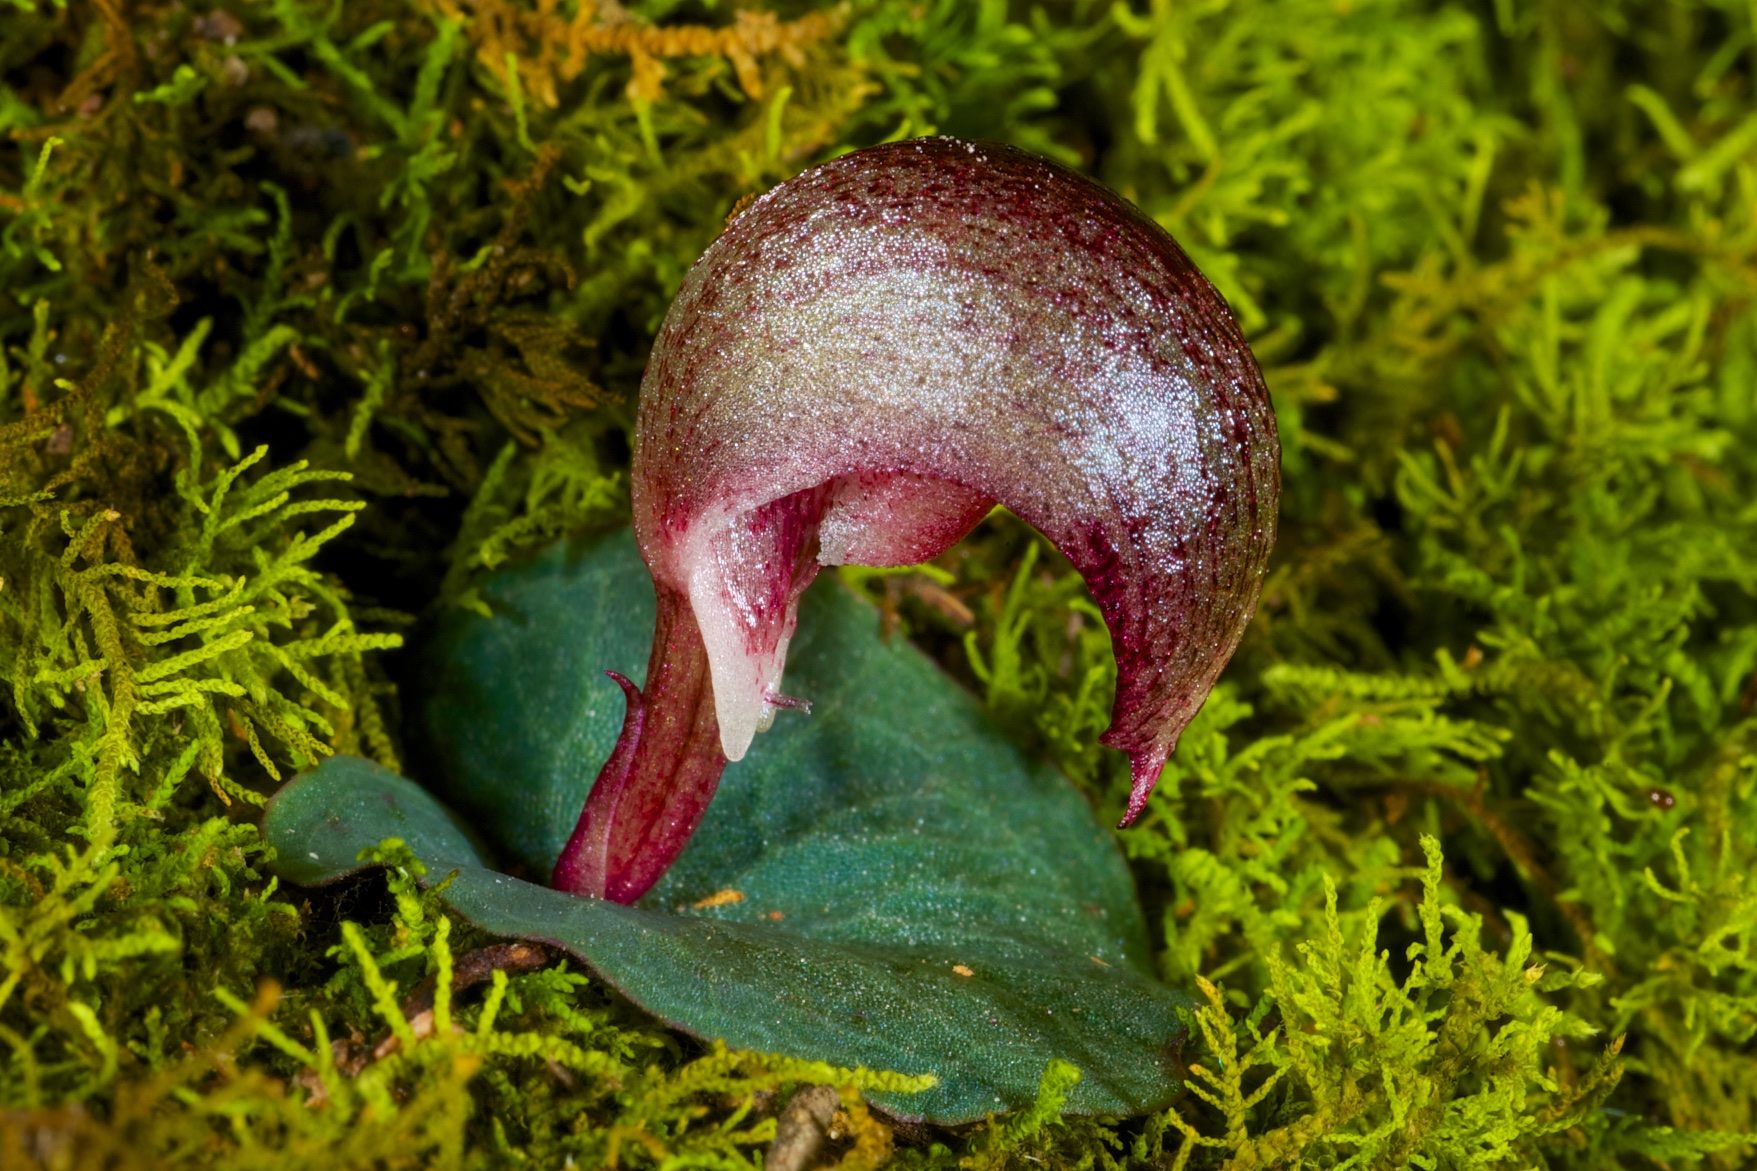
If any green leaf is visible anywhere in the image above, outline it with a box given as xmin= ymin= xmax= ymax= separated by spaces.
xmin=265 ymin=530 xmax=1188 ymax=1123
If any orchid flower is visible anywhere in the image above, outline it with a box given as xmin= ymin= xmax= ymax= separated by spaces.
xmin=554 ymin=138 xmax=1280 ymax=903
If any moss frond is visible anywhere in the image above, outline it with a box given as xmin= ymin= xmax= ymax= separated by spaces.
xmin=5 ymin=0 xmax=1757 ymax=1165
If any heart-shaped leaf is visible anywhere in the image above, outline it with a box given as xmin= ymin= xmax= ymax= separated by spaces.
xmin=265 ymin=531 xmax=1189 ymax=1122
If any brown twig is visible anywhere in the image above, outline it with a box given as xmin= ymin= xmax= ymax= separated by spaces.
xmin=367 ymin=941 xmax=556 ymax=1064
xmin=766 ymin=1085 xmax=840 ymax=1171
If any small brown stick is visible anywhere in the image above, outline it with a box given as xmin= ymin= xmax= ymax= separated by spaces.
xmin=372 ymin=942 xmax=556 ymax=1061
xmin=766 ymin=1085 xmax=840 ymax=1171
xmin=405 ymin=941 xmax=554 ymax=1019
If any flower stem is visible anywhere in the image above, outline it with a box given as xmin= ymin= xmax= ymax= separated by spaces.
xmin=552 ymin=585 xmax=727 ymax=903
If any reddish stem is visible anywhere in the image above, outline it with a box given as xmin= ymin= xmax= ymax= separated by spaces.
xmin=551 ymin=586 xmax=728 ymax=903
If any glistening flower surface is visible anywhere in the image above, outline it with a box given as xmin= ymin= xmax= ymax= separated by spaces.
xmin=556 ymin=137 xmax=1280 ymax=903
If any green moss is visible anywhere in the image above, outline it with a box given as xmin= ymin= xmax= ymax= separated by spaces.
xmin=2 ymin=0 xmax=1756 ymax=1166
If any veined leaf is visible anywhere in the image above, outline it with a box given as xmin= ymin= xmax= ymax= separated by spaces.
xmin=266 ymin=530 xmax=1189 ymax=1123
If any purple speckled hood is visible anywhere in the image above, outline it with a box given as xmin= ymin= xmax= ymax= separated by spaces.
xmin=554 ymin=137 xmax=1280 ymax=903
